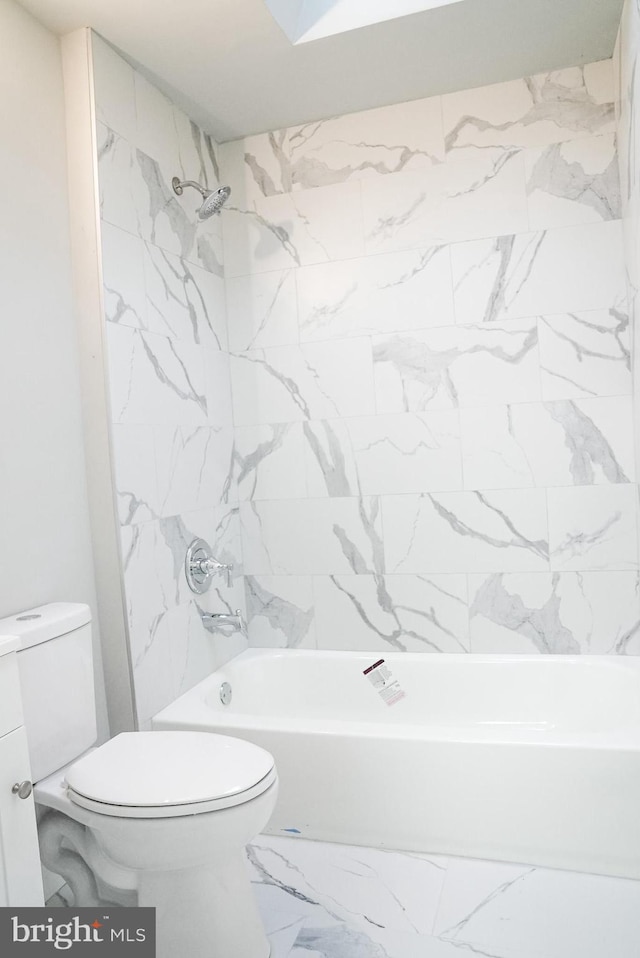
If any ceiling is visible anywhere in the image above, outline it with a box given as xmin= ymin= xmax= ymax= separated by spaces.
xmin=19 ymin=0 xmax=624 ymax=142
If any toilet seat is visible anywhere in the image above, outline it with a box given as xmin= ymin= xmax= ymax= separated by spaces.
xmin=64 ymin=731 xmax=276 ymax=819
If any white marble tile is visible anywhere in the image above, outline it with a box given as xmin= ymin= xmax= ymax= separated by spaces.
xmin=240 ymin=497 xmax=384 ymax=575
xmin=443 ymin=62 xmax=615 ymax=155
xmin=143 ymin=244 xmax=227 ymax=348
xmin=203 ymin=348 xmax=234 ymax=429
xmin=223 ymin=181 xmax=364 ymax=277
xmin=111 ymin=423 xmax=159 ymax=524
xmin=245 ymin=575 xmax=317 ymax=648
xmin=469 ymin=571 xmax=640 ymax=654
xmin=297 ymin=246 xmax=454 ymax=342
xmin=91 ymin=34 xmax=137 ymax=143
xmin=120 ymin=520 xmax=180 ymax=640
xmin=131 ymin=604 xmax=177 ymax=725
xmin=373 ymin=320 xmax=540 ymax=414
xmin=230 ymin=338 xmax=375 ymax=426
xmin=460 ymin=397 xmax=635 ymax=489
xmin=172 ymin=108 xmax=222 ymax=197
xmin=248 ymin=836 xmax=448 ymax=939
xmin=168 ymin=598 xmax=247 ymax=699
xmin=226 ymin=269 xmax=299 ymax=352
xmin=434 ymin=857 xmax=640 ymax=958
xmin=101 ymin=222 xmax=148 ymax=330
xmin=313 ymin=574 xmax=469 ymax=653
xmin=383 ymin=490 xmax=549 ymax=574
xmin=304 ymin=412 xmax=463 ymax=497
xmin=538 ymin=307 xmax=631 ymax=400
xmin=525 ymin=133 xmax=620 ymax=230
xmin=451 ymin=221 xmax=626 ymax=325
xmin=133 ymin=72 xmax=180 ymax=173
xmin=548 ymin=485 xmax=639 ymax=571
xmin=107 ymin=324 xmax=207 ymax=425
xmin=235 ymin=422 xmax=307 ymax=500
xmin=97 ymin=123 xmax=142 ymax=237
xmin=155 ymin=425 xmax=235 ymax=517
xmin=363 ymin=150 xmax=528 ymax=255
xmin=232 ymin=96 xmax=445 ymax=203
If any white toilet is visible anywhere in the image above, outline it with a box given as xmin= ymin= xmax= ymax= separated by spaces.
xmin=0 ymin=602 xmax=277 ymax=958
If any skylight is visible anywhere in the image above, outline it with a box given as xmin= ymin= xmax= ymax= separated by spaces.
xmin=265 ymin=0 xmax=467 ymax=44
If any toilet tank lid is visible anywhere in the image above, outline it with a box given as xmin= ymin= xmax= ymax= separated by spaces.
xmin=0 ymin=602 xmax=91 ymax=651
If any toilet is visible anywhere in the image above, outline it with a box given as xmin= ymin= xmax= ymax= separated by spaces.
xmin=0 ymin=602 xmax=277 ymax=958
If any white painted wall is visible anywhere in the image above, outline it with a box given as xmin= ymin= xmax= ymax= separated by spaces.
xmin=0 ymin=0 xmax=108 ymax=736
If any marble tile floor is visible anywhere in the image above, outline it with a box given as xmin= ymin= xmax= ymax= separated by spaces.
xmin=48 ymin=835 xmax=640 ymax=957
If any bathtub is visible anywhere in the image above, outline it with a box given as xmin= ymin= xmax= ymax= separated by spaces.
xmin=152 ymin=649 xmax=640 ymax=879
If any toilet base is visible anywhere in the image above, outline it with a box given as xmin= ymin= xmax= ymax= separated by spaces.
xmin=138 ymin=852 xmax=270 ymax=958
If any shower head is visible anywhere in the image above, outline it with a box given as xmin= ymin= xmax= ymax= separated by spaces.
xmin=171 ymin=178 xmax=231 ymax=220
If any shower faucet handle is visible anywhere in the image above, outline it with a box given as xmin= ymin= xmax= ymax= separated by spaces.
xmin=185 ymin=538 xmax=233 ymax=594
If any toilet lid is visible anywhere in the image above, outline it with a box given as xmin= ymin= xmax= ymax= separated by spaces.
xmin=64 ymin=732 xmax=276 ymax=818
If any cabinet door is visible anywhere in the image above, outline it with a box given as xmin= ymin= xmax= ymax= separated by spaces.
xmin=0 ymin=727 xmax=43 ymax=905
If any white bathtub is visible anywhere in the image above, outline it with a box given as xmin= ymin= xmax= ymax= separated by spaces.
xmin=152 ymin=649 xmax=640 ymax=879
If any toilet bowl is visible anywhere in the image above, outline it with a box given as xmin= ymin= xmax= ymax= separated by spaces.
xmin=0 ymin=603 xmax=277 ymax=958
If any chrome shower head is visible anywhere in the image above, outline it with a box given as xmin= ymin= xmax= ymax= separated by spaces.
xmin=171 ymin=178 xmax=231 ymax=220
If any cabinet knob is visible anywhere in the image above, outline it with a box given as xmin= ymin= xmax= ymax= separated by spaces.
xmin=11 ymin=780 xmax=33 ymax=800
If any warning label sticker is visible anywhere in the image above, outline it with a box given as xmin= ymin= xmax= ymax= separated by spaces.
xmin=363 ymin=659 xmax=406 ymax=706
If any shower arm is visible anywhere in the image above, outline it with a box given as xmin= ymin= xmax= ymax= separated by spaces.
xmin=171 ymin=177 xmax=208 ymax=198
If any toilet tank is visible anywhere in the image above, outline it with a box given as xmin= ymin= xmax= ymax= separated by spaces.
xmin=0 ymin=603 xmax=97 ymax=781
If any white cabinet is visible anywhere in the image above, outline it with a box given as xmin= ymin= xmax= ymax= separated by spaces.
xmin=0 ymin=638 xmax=43 ymax=905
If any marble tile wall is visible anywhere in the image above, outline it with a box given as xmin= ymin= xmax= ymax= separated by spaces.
xmin=91 ymin=35 xmax=246 ymax=725
xmin=616 ymin=1 xmax=640 ymax=512
xmin=220 ymin=60 xmax=640 ymax=655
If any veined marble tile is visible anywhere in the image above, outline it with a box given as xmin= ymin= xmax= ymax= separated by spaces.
xmin=97 ymin=123 xmax=142 ymax=237
xmin=203 ymin=349 xmax=233 ymax=429
xmin=168 ymin=598 xmax=247 ymax=700
xmin=383 ymin=490 xmax=549 ymax=574
xmin=433 ymin=857 xmax=640 ymax=958
xmin=525 ymin=133 xmax=621 ymax=229
xmin=443 ymin=61 xmax=615 ymax=155
xmin=245 ymin=575 xmax=316 ymax=648
xmin=120 ymin=520 xmax=180 ymax=641
xmin=134 ymin=72 xmax=181 ymax=174
xmin=173 ymin=109 xmax=222 ymax=199
xmin=548 ymin=485 xmax=639 ymax=571
xmin=101 ymin=222 xmax=148 ymax=330
xmin=157 ymin=505 xmax=244 ymax=611
xmin=231 ymin=97 xmax=445 ymax=204
xmin=230 ymin=338 xmax=375 ymax=426
xmin=91 ymin=34 xmax=136 ymax=144
xmin=222 ymin=181 xmax=364 ymax=277
xmin=372 ymin=320 xmax=540 ymax=414
xmin=313 ymin=574 xmax=469 ymax=653
xmin=155 ymin=425 xmax=235 ymax=517
xmin=235 ymin=423 xmax=307 ymax=500
xmin=112 ymin=423 xmax=159 ymax=524
xmin=134 ymin=148 xmax=225 ymax=276
xmin=240 ymin=497 xmax=384 ymax=575
xmin=130 ymin=603 xmax=179 ymax=725
xmin=460 ymin=397 xmax=634 ymax=489
xmin=538 ymin=307 xmax=631 ymax=400
xmin=226 ymin=269 xmax=298 ymax=352
xmin=363 ymin=149 xmax=528 ymax=255
xmin=107 ymin=324 xmax=207 ymax=425
xmin=304 ymin=412 xmax=462 ymax=497
xmin=247 ymin=836 xmax=448 ymax=939
xmin=297 ymin=247 xmax=454 ymax=342
xmin=451 ymin=220 xmax=626 ymax=325
xmin=142 ymin=243 xmax=227 ymax=348
xmin=469 ymin=571 xmax=640 ymax=654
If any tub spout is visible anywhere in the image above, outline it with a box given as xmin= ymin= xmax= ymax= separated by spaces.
xmin=201 ymin=609 xmax=246 ymax=636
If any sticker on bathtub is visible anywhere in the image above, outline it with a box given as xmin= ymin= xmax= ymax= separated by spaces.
xmin=363 ymin=659 xmax=406 ymax=706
